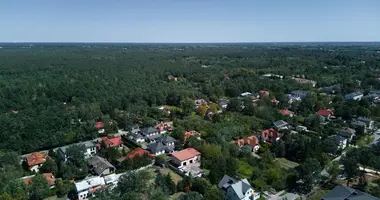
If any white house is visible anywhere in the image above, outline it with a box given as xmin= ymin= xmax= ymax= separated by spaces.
xmin=75 ymin=176 xmax=106 ymax=200
xmin=171 ymin=148 xmax=201 ymax=168
xmin=218 ymin=175 xmax=260 ymax=200
xmin=57 ymin=141 xmax=97 ymax=161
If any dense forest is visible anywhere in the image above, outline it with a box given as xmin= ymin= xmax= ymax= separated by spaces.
xmin=1 ymin=43 xmax=380 ymax=154
xmin=1 ymin=43 xmax=380 ymax=200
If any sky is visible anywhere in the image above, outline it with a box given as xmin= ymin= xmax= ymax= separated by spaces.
xmin=0 ymin=0 xmax=379 ymax=43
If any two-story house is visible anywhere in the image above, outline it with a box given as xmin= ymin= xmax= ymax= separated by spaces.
xmin=96 ymin=136 xmax=123 ymax=149
xmin=75 ymin=176 xmax=106 ymax=200
xmin=147 ymin=135 xmax=176 ymax=155
xmin=337 ymin=127 xmax=356 ymax=143
xmin=344 ymin=92 xmax=363 ymax=101
xmin=357 ymin=116 xmax=375 ymax=130
xmin=58 ymin=141 xmax=97 ymax=161
xmin=235 ymin=135 xmax=260 ymax=152
xmin=218 ymin=175 xmax=260 ymax=200
xmin=132 ymin=127 xmax=162 ymax=143
xmin=24 ymin=152 xmax=49 ymax=173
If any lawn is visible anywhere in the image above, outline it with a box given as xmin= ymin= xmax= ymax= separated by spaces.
xmin=237 ymin=160 xmax=255 ymax=178
xmin=167 ymin=106 xmax=183 ymax=112
xmin=276 ymin=158 xmax=299 ymax=169
xmin=170 ymin=192 xmax=185 ymax=200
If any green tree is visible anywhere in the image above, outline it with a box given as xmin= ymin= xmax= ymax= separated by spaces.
xmin=181 ymin=98 xmax=195 ymax=116
xmin=296 ymin=158 xmax=321 ymax=194
xmin=327 ymin=161 xmax=340 ymax=181
xmin=191 ymin=178 xmax=211 ymax=195
xmin=56 ymin=179 xmax=74 ymax=198
xmin=342 ymin=155 xmax=359 ymax=186
xmin=204 ymin=185 xmax=224 ymax=200
xmin=39 ymin=158 xmax=58 ymax=174
xmin=106 ymin=147 xmax=121 ymax=162
xmin=179 ymin=191 xmax=203 ymax=200
xmin=29 ymin=174 xmax=51 ymax=200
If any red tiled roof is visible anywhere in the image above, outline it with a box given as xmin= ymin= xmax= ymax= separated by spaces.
xmin=317 ymin=109 xmax=333 ymax=117
xmin=260 ymin=128 xmax=279 ymax=143
xmin=259 ymin=90 xmax=270 ymax=95
xmin=184 ymin=130 xmax=201 ymax=142
xmin=23 ymin=173 xmax=55 ymax=186
xmin=172 ymin=148 xmax=200 ymax=161
xmin=235 ymin=135 xmax=259 ymax=148
xmin=96 ymin=136 xmax=122 ymax=149
xmin=155 ymin=122 xmax=173 ymax=132
xmin=24 ymin=152 xmax=49 ymax=167
xmin=271 ymin=99 xmax=280 ymax=103
xmin=95 ymin=121 xmax=104 ymax=129
xmin=279 ymin=109 xmax=294 ymax=116
xmin=126 ymin=147 xmax=154 ymax=159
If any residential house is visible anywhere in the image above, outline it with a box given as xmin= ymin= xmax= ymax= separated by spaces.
xmin=194 ymin=99 xmax=208 ymax=108
xmin=329 ymin=134 xmax=348 ymax=150
xmin=184 ymin=130 xmax=201 ymax=142
xmin=155 ymin=121 xmax=173 ymax=133
xmin=344 ymin=92 xmax=363 ymax=101
xmin=24 ymin=152 xmax=49 ymax=173
xmin=287 ymin=90 xmax=309 ymax=103
xmin=147 ymin=135 xmax=176 ymax=155
xmin=316 ymin=109 xmax=334 ymax=120
xmin=296 ymin=125 xmax=308 ymax=132
xmin=305 ymin=114 xmax=326 ymax=124
xmin=271 ymin=99 xmax=280 ymax=105
xmin=292 ymin=77 xmax=317 ymax=87
xmin=260 ymin=128 xmax=280 ymax=143
xmin=322 ymin=184 xmax=380 ymax=200
xmin=273 ymin=120 xmax=289 ymax=130
xmin=259 ymin=90 xmax=270 ymax=96
xmin=95 ymin=121 xmax=105 ymax=134
xmin=279 ymin=109 xmax=294 ymax=117
xmin=240 ymin=92 xmax=252 ymax=97
xmin=321 ymin=84 xmax=341 ymax=94
xmin=96 ymin=136 xmax=123 ymax=149
xmin=351 ymin=120 xmax=367 ymax=135
xmin=23 ymin=173 xmax=56 ymax=188
xmin=133 ymin=127 xmax=162 ymax=143
xmin=357 ymin=116 xmax=375 ymax=130
xmin=262 ymin=73 xmax=284 ymax=79
xmin=75 ymin=176 xmax=106 ymax=200
xmin=171 ymin=148 xmax=202 ymax=177
xmin=126 ymin=147 xmax=154 ymax=159
xmin=337 ymin=127 xmax=356 ymax=143
xmin=58 ymin=141 xmax=97 ymax=161
xmin=87 ymin=156 xmax=116 ymax=176
xmin=219 ymin=99 xmax=230 ymax=109
xmin=218 ymin=175 xmax=261 ymax=200
xmin=235 ymin=135 xmax=260 ymax=152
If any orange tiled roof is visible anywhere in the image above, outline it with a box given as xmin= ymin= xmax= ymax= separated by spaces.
xmin=23 ymin=173 xmax=55 ymax=186
xmin=260 ymin=128 xmax=279 ymax=143
xmin=184 ymin=130 xmax=201 ymax=141
xmin=25 ymin=152 xmax=49 ymax=167
xmin=96 ymin=136 xmax=123 ymax=149
xmin=172 ymin=148 xmax=200 ymax=161
xmin=126 ymin=147 xmax=154 ymax=159
xmin=279 ymin=109 xmax=294 ymax=116
xmin=235 ymin=135 xmax=259 ymax=148
xmin=155 ymin=121 xmax=173 ymax=132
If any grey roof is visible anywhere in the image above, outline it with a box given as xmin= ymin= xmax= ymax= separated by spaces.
xmin=351 ymin=120 xmax=366 ymax=127
xmin=87 ymin=156 xmax=115 ymax=175
xmin=322 ymin=184 xmax=380 ymax=200
xmin=330 ymin=135 xmax=346 ymax=146
xmin=273 ymin=120 xmax=289 ymax=128
xmin=218 ymin=175 xmax=237 ymax=190
xmin=290 ymin=90 xmax=309 ymax=98
xmin=345 ymin=92 xmax=363 ymax=100
xmin=147 ymin=135 xmax=176 ymax=154
xmin=337 ymin=127 xmax=356 ymax=138
xmin=217 ymin=175 xmax=253 ymax=199
xmin=132 ymin=133 xmax=145 ymax=140
xmin=59 ymin=141 xmax=95 ymax=154
xmin=357 ymin=116 xmax=373 ymax=123
xmin=141 ymin=127 xmax=160 ymax=134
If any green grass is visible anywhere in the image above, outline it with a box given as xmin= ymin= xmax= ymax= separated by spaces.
xmin=276 ymin=158 xmax=300 ymax=169
xmin=158 ymin=167 xmax=183 ymax=184
xmin=167 ymin=106 xmax=183 ymax=112
xmin=237 ymin=160 xmax=255 ymax=178
xmin=170 ymin=192 xmax=185 ymax=200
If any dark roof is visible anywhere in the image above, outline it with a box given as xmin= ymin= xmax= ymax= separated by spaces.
xmin=337 ymin=127 xmax=356 ymax=138
xmin=322 ymin=185 xmax=380 ymax=200
xmin=147 ymin=135 xmax=176 ymax=154
xmin=357 ymin=116 xmax=373 ymax=123
xmin=218 ymin=175 xmax=237 ymax=190
xmin=87 ymin=156 xmax=115 ymax=175
xmin=330 ymin=135 xmax=347 ymax=146
xmin=273 ymin=120 xmax=289 ymax=128
xmin=351 ymin=121 xmax=366 ymax=127
xmin=141 ymin=127 xmax=160 ymax=134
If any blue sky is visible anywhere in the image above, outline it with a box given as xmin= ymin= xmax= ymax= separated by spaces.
xmin=0 ymin=0 xmax=379 ymax=42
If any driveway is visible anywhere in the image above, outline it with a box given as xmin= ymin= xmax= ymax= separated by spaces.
xmin=266 ymin=191 xmax=300 ymax=200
